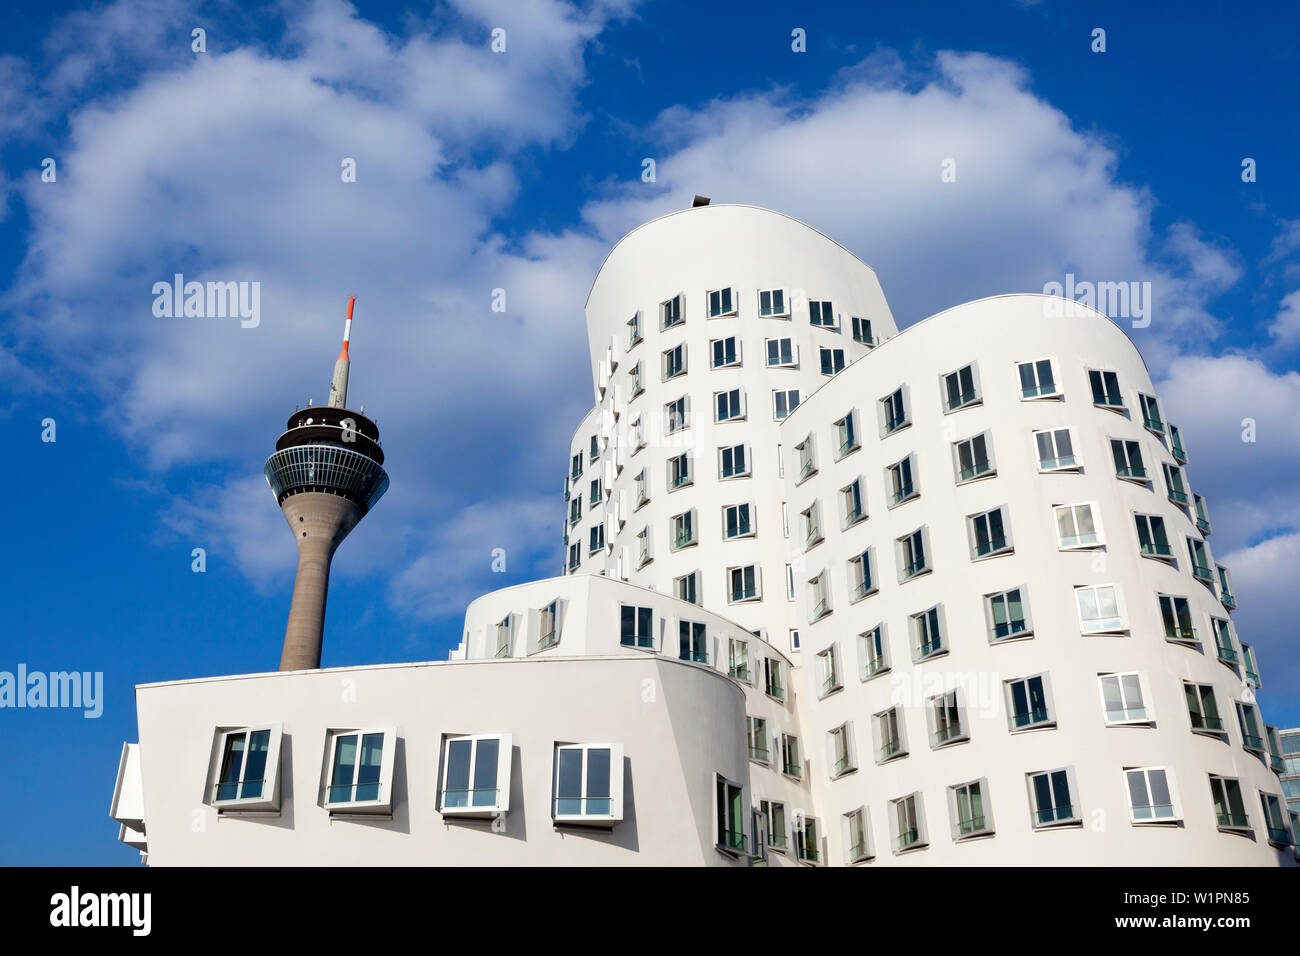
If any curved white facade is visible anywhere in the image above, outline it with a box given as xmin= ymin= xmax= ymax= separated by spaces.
xmin=781 ymin=294 xmax=1292 ymax=865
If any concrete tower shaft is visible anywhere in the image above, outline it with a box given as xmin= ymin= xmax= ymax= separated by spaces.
xmin=265 ymin=298 xmax=388 ymax=671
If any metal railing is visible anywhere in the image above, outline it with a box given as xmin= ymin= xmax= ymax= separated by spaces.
xmin=441 ymin=787 xmax=500 ymax=810
xmin=1010 ymin=708 xmax=1051 ymax=730
xmin=953 ymin=816 xmax=987 ymax=838
xmin=213 ymin=779 xmax=266 ymax=802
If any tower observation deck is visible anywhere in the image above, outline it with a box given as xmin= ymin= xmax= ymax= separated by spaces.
xmin=264 ymin=297 xmax=388 ymax=670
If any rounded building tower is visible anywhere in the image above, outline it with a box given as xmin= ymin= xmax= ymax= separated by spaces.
xmin=564 ymin=201 xmax=898 ymax=655
xmin=264 ymin=298 xmax=389 ymax=670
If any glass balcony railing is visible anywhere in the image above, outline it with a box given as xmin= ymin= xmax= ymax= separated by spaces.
xmin=718 ymin=829 xmax=746 ymax=853
xmin=1142 ymin=414 xmax=1165 ymax=433
xmin=213 ymin=779 xmax=266 ymax=802
xmin=1216 ymin=811 xmax=1250 ymax=829
xmin=884 ymin=414 xmax=907 ymax=434
xmin=1215 ymin=642 xmax=1238 ymax=664
xmin=1269 ymin=753 xmax=1286 ymax=774
xmin=748 ymin=745 xmax=769 ymax=763
xmin=1059 ymin=533 xmax=1098 ymax=548
xmin=974 ymin=536 xmax=1009 ymax=557
xmin=852 ymin=579 xmax=874 ymax=601
xmin=833 ymin=755 xmax=852 ymax=775
xmin=1116 ymin=464 xmax=1147 ymax=479
xmin=891 ymin=484 xmax=916 ymax=505
xmin=1105 ymin=706 xmax=1149 ymax=723
xmin=953 ymin=816 xmax=987 ymax=838
xmin=1266 ymin=827 xmax=1293 ymax=846
xmin=1033 ymin=806 xmax=1077 ymax=826
xmin=992 ymin=619 xmax=1028 ymax=640
xmin=1191 ymin=564 xmax=1214 ymax=583
xmin=796 ymin=841 xmax=819 ymax=863
xmin=1039 ymin=455 xmax=1076 ymax=470
xmin=1191 ymin=714 xmax=1224 ymax=732
xmin=839 ymin=437 xmax=859 ymax=457
xmin=863 ymin=657 xmax=887 ymax=678
xmin=902 ymin=558 xmax=927 ymax=579
xmin=1220 ymin=589 xmax=1237 ymax=610
xmin=894 ymin=827 xmax=921 ymax=851
xmin=674 ymin=530 xmax=694 ymax=548
xmin=1242 ymin=732 xmax=1265 ymax=752
xmin=1165 ymin=625 xmax=1198 ymax=643
xmin=820 ymin=674 xmax=838 ymax=696
xmin=848 ymin=841 xmax=869 ymax=860
xmin=729 ymin=663 xmax=751 ymax=682
xmin=1167 ymin=488 xmax=1189 ymax=506
xmin=798 ymin=459 xmax=815 ymax=480
xmin=441 ymin=787 xmax=501 ymax=810
xmin=537 ymin=631 xmax=558 ymax=651
xmin=945 ymin=390 xmax=977 ymax=412
xmin=1171 ymin=440 xmax=1187 ymax=464
xmin=1140 ymin=542 xmax=1172 ymax=558
xmin=932 ymin=724 xmax=964 ymax=746
xmin=877 ymin=739 xmax=902 ymax=761
xmin=1022 ymin=383 xmax=1057 ymax=399
xmin=1132 ymin=803 xmax=1176 ymax=821
xmin=782 ymin=760 xmax=802 ymax=780
xmin=1196 ymin=517 xmax=1211 ymax=534
xmin=680 ymin=650 xmax=708 ymax=664
xmin=959 ymin=462 xmax=992 ymax=481
xmin=916 ymin=637 xmax=943 ymax=659
xmin=1010 ymin=708 xmax=1051 ymax=730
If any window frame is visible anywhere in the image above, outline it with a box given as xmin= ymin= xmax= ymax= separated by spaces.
xmin=438 ymin=733 xmax=514 ymax=817
xmin=552 ymin=742 xmax=624 ymax=827
xmin=211 ymin=724 xmax=284 ymax=812
xmin=323 ymin=727 xmax=397 ymax=813
xmin=1017 ymin=357 xmax=1060 ymax=401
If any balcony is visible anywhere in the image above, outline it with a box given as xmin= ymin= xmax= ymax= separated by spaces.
xmin=894 ymin=827 xmax=922 ymax=851
xmin=1196 ymin=517 xmax=1212 ymax=535
xmin=1216 ymin=811 xmax=1250 ymax=830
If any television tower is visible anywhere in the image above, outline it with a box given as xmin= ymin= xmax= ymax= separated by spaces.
xmin=263 ymin=297 xmax=389 ymax=670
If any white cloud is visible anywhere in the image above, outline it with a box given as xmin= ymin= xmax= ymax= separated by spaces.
xmin=1219 ymin=532 xmax=1300 ymax=705
xmin=1268 ymin=289 xmax=1300 ymax=349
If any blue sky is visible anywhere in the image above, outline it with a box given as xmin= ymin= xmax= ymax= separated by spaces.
xmin=1 ymin=0 xmax=1297 ymax=864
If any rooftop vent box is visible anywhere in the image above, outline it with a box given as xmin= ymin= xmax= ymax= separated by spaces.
xmin=692 ymin=195 xmax=711 ymax=207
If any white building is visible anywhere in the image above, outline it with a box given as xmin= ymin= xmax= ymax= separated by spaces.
xmin=113 ymin=202 xmax=1298 ymax=865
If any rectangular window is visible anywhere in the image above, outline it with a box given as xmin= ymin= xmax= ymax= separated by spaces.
xmin=929 ymin=689 xmax=966 ymax=747
xmin=1135 ymin=513 xmax=1172 ymax=559
xmin=1260 ymin=792 xmax=1291 ymax=846
xmin=746 ymin=716 xmax=768 ymax=762
xmin=1241 ymin=643 xmax=1261 ymax=688
xmin=569 ymin=497 xmax=582 ymax=526
xmin=636 ymin=527 xmax=651 ymax=566
xmin=954 ymin=432 xmax=994 ymax=482
xmin=1028 ymin=767 xmax=1080 ymax=827
xmin=538 ymin=599 xmax=560 ymax=650
xmin=1075 ymin=584 xmax=1123 ymax=633
xmin=987 ymin=586 xmax=1030 ymax=642
xmin=1217 ymin=566 xmax=1236 ymax=609
xmin=677 ymin=620 xmax=707 ymax=664
xmin=634 ymin=468 xmax=648 ymax=507
xmin=875 ymin=707 xmax=906 ymax=762
xmin=662 ymin=343 xmax=685 ymax=380
xmin=840 ymin=478 xmax=866 ymax=528
xmin=808 ymin=299 xmax=835 ymax=328
xmin=808 ymin=569 xmax=831 ymax=621
xmin=671 ymin=510 xmax=696 ymax=550
xmin=718 ymin=443 xmax=748 ymax=479
xmin=1187 ymin=538 xmax=1214 ymax=584
xmin=715 ymin=388 xmax=745 ymax=422
xmin=571 ymin=451 xmax=583 ymax=480
xmin=715 ymin=774 xmax=746 ymax=853
xmin=213 ymin=726 xmax=279 ymax=807
xmin=766 ymin=336 xmax=796 ymax=367
xmin=325 ymin=729 xmax=392 ymax=810
xmin=849 ymin=549 xmax=875 ymax=602
xmin=759 ymin=288 xmax=787 ymax=317
xmin=674 ymin=570 xmax=699 ymax=606
xmin=942 ymin=362 xmax=980 ymax=411
xmin=589 ymin=523 xmax=605 ymax=553
xmin=1212 ymin=617 xmax=1237 ymax=665
xmin=1100 ymin=672 xmax=1150 ymax=724
xmin=723 ymin=503 xmax=753 ymax=539
xmin=1018 ymin=358 xmax=1058 ymax=399
xmin=1163 ymin=462 xmax=1189 ymax=506
xmin=1209 ymin=775 xmax=1249 ymax=831
xmin=1236 ymin=701 xmax=1264 ymax=752
xmin=589 ymin=435 xmax=600 ymax=462
xmin=891 ymin=793 xmax=926 ymax=852
xmin=1159 ymin=594 xmax=1197 ymax=643
xmin=1125 ymin=767 xmax=1176 ymax=822
xmin=860 ymin=624 xmax=889 ymax=679
xmin=845 ymin=806 xmax=872 ymax=862
xmin=819 ymin=347 xmax=846 ymax=376
xmin=620 ymin=605 xmax=654 ymax=649
xmin=898 ymin=527 xmax=930 ymax=580
xmin=911 ymin=605 xmax=945 ymax=661
xmin=1185 ymin=682 xmax=1223 ymax=733
xmin=1111 ymin=439 xmax=1146 ymax=480
xmin=829 ymin=722 xmax=855 ymax=777
xmin=794 ymin=815 xmax=820 ymax=863
xmin=728 ymin=638 xmax=751 ymax=682
xmin=970 ymin=506 xmax=1011 ymax=558
xmin=665 ymin=396 xmax=688 ymax=434
xmin=950 ymin=779 xmax=992 ymax=839
xmin=887 ymin=454 xmax=918 ymax=506
xmin=626 ymin=311 xmax=642 ymax=349
xmin=763 ymin=799 xmax=788 ymax=850
xmin=1169 ymin=423 xmax=1188 ymax=463
xmin=801 ymin=501 xmax=823 ymax=548
xmin=773 ymin=388 xmax=800 ymax=420
xmin=668 ymin=451 xmax=691 ymax=490
xmin=780 ymin=733 xmax=802 ymax=779
xmin=851 ymin=315 xmax=877 ymax=346
xmin=553 ymin=743 xmax=622 ymax=824
xmin=816 ymin=643 xmax=842 ymax=697
xmin=660 ymin=294 xmax=683 ymax=330
xmin=630 ymin=361 xmax=644 ymax=397
xmin=729 ymin=564 xmax=759 ymax=603
xmin=881 ymin=386 xmax=909 ymax=434
xmin=1088 ymin=368 xmax=1124 ymax=408
xmin=785 ymin=563 xmax=795 ymax=600
xmin=1007 ymin=674 xmax=1053 ymax=730
xmin=588 ymin=479 xmax=603 ymax=507
xmin=795 ymin=436 xmax=817 ymax=482
xmin=1138 ymin=393 xmax=1164 ymax=434
xmin=494 ymin=615 xmax=512 ymax=658
xmin=707 ymin=286 xmax=736 ymax=318
xmin=711 ymin=335 xmax=739 ymax=368
xmin=834 ymin=410 xmax=859 ymax=458
xmin=1193 ymin=493 xmax=1212 ymax=535
xmin=1055 ymin=502 xmax=1100 ymax=549
xmin=567 ymin=542 xmax=580 ymax=571
xmin=1034 ymin=428 xmax=1077 ymax=471
xmin=439 ymin=734 xmax=512 ymax=815
xmin=764 ymin=656 xmax=786 ymax=700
